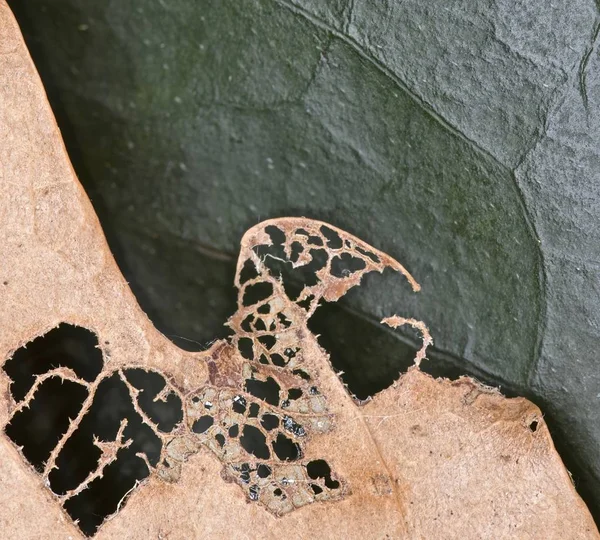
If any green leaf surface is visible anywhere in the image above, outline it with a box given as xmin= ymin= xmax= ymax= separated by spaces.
xmin=9 ymin=0 xmax=600 ymax=520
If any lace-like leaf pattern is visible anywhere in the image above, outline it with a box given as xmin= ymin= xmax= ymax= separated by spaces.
xmin=2 ymin=218 xmax=430 ymax=534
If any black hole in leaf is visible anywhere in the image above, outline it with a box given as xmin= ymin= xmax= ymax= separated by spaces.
xmin=290 ymin=241 xmax=304 ymax=264
xmin=257 ymin=303 xmax=271 ymax=314
xmin=240 ymin=425 xmax=270 ymax=460
xmin=330 ymin=253 xmax=366 ymax=278
xmin=288 ymin=388 xmax=302 ymax=400
xmin=123 ymin=416 xmax=162 ymax=467
xmin=192 ymin=415 xmax=214 ymax=434
xmin=123 ymin=369 xmax=183 ymax=432
xmin=5 ymin=378 xmax=88 ymax=472
xmin=273 ymin=488 xmax=283 ymax=497
xmin=237 ymin=338 xmax=254 ymax=360
xmin=259 ymin=354 xmax=269 ymax=365
xmin=229 ymin=424 xmax=239 ymax=437
xmin=260 ymin=413 xmax=280 ymax=431
xmin=253 ymin=242 xmax=324 ymax=301
xmin=215 ymin=433 xmax=226 ymax=447
xmin=48 ymin=374 xmax=139 ymax=495
xmin=356 ymin=246 xmax=380 ymax=263
xmin=256 ymin=463 xmax=271 ymax=478
xmin=307 ymin=296 xmax=419 ymax=401
xmin=311 ymin=484 xmax=323 ymax=495
xmin=306 ymin=459 xmax=330 ymax=480
xmin=257 ymin=464 xmax=271 ymax=478
xmin=254 ymin=319 xmax=267 ymax=332
xmin=265 ymin=225 xmax=286 ymax=247
xmin=308 ymin=235 xmax=323 ymax=246
xmin=239 ymin=467 xmax=250 ymax=483
xmin=306 ymin=459 xmax=339 ymax=489
xmin=3 ymin=324 xmax=103 ymax=402
xmin=307 ymin=248 xmax=328 ymax=272
xmin=297 ymin=295 xmax=313 ymax=310
xmin=284 ymin=348 xmax=298 ymax=359
xmin=327 ymin=477 xmax=340 ymax=490
xmin=270 ymin=353 xmax=287 ymax=367
xmin=320 ymin=226 xmax=343 ymax=249
xmin=272 ymin=432 xmax=301 ymax=461
xmin=257 ymin=335 xmax=276 ymax=350
xmin=242 ymin=282 xmax=273 ymax=307
xmin=277 ymin=312 xmax=292 ymax=328
xmin=245 ymin=377 xmax=280 ymax=406
xmin=248 ymin=403 xmax=260 ymax=418
xmin=292 ymin=369 xmax=311 ymax=381
xmin=529 ymin=420 xmax=539 ymax=432
xmin=2 ymin=327 xmax=187 ymax=535
xmin=63 ymin=446 xmax=151 ymax=537
xmin=241 ymin=315 xmax=254 ymax=332
xmin=239 ymin=259 xmax=259 ymax=284
xmin=52 ymin=375 xmax=161 ymax=535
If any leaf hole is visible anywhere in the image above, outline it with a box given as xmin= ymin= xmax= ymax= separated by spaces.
xmin=272 ymin=432 xmax=301 ymax=461
xmin=192 ymin=415 xmax=214 ymax=434
xmin=306 ymin=459 xmax=340 ymax=489
xmin=329 ymin=253 xmax=367 ymax=278
xmin=237 ymin=337 xmax=254 ymax=360
xmin=2 ymin=325 xmax=187 ymax=536
xmin=320 ymin=225 xmax=343 ymax=249
xmin=240 ymin=424 xmax=270 ymax=459
xmin=260 ymin=413 xmax=280 ymax=431
xmin=239 ymin=259 xmax=260 ymax=284
xmin=242 ymin=282 xmax=273 ymax=307
xmin=3 ymin=324 xmax=103 ymax=402
xmin=245 ymin=377 xmax=280 ymax=406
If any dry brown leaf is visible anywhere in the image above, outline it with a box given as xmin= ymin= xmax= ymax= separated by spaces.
xmin=0 ymin=3 xmax=598 ymax=538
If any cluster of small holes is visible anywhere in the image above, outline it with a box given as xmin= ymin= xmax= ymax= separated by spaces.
xmin=225 ymin=458 xmax=342 ymax=515
xmin=236 ymin=224 xmax=386 ymax=317
xmin=184 ymin=385 xmax=340 ymax=510
xmin=216 ymin=221 xmax=389 ymax=511
xmin=186 ymin=388 xmax=312 ymax=462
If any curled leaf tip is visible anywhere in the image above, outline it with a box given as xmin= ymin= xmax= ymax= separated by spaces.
xmin=381 ymin=316 xmax=433 ymax=367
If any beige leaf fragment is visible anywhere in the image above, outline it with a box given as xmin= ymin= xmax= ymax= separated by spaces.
xmin=0 ymin=3 xmax=598 ymax=539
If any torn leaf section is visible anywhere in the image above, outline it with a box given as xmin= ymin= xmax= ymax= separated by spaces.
xmin=2 ymin=325 xmax=184 ymax=537
xmin=2 ymin=219 xmax=429 ymax=533
xmin=230 ymin=219 xmax=431 ymax=401
xmin=159 ymin=383 xmax=340 ymax=514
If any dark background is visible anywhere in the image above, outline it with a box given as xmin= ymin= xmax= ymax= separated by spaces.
xmin=8 ymin=0 xmax=600 ymax=522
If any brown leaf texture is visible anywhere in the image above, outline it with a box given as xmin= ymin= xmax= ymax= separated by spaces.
xmin=0 ymin=3 xmax=598 ymax=538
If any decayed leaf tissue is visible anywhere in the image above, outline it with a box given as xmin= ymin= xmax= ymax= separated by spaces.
xmin=0 ymin=2 xmax=598 ymax=538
